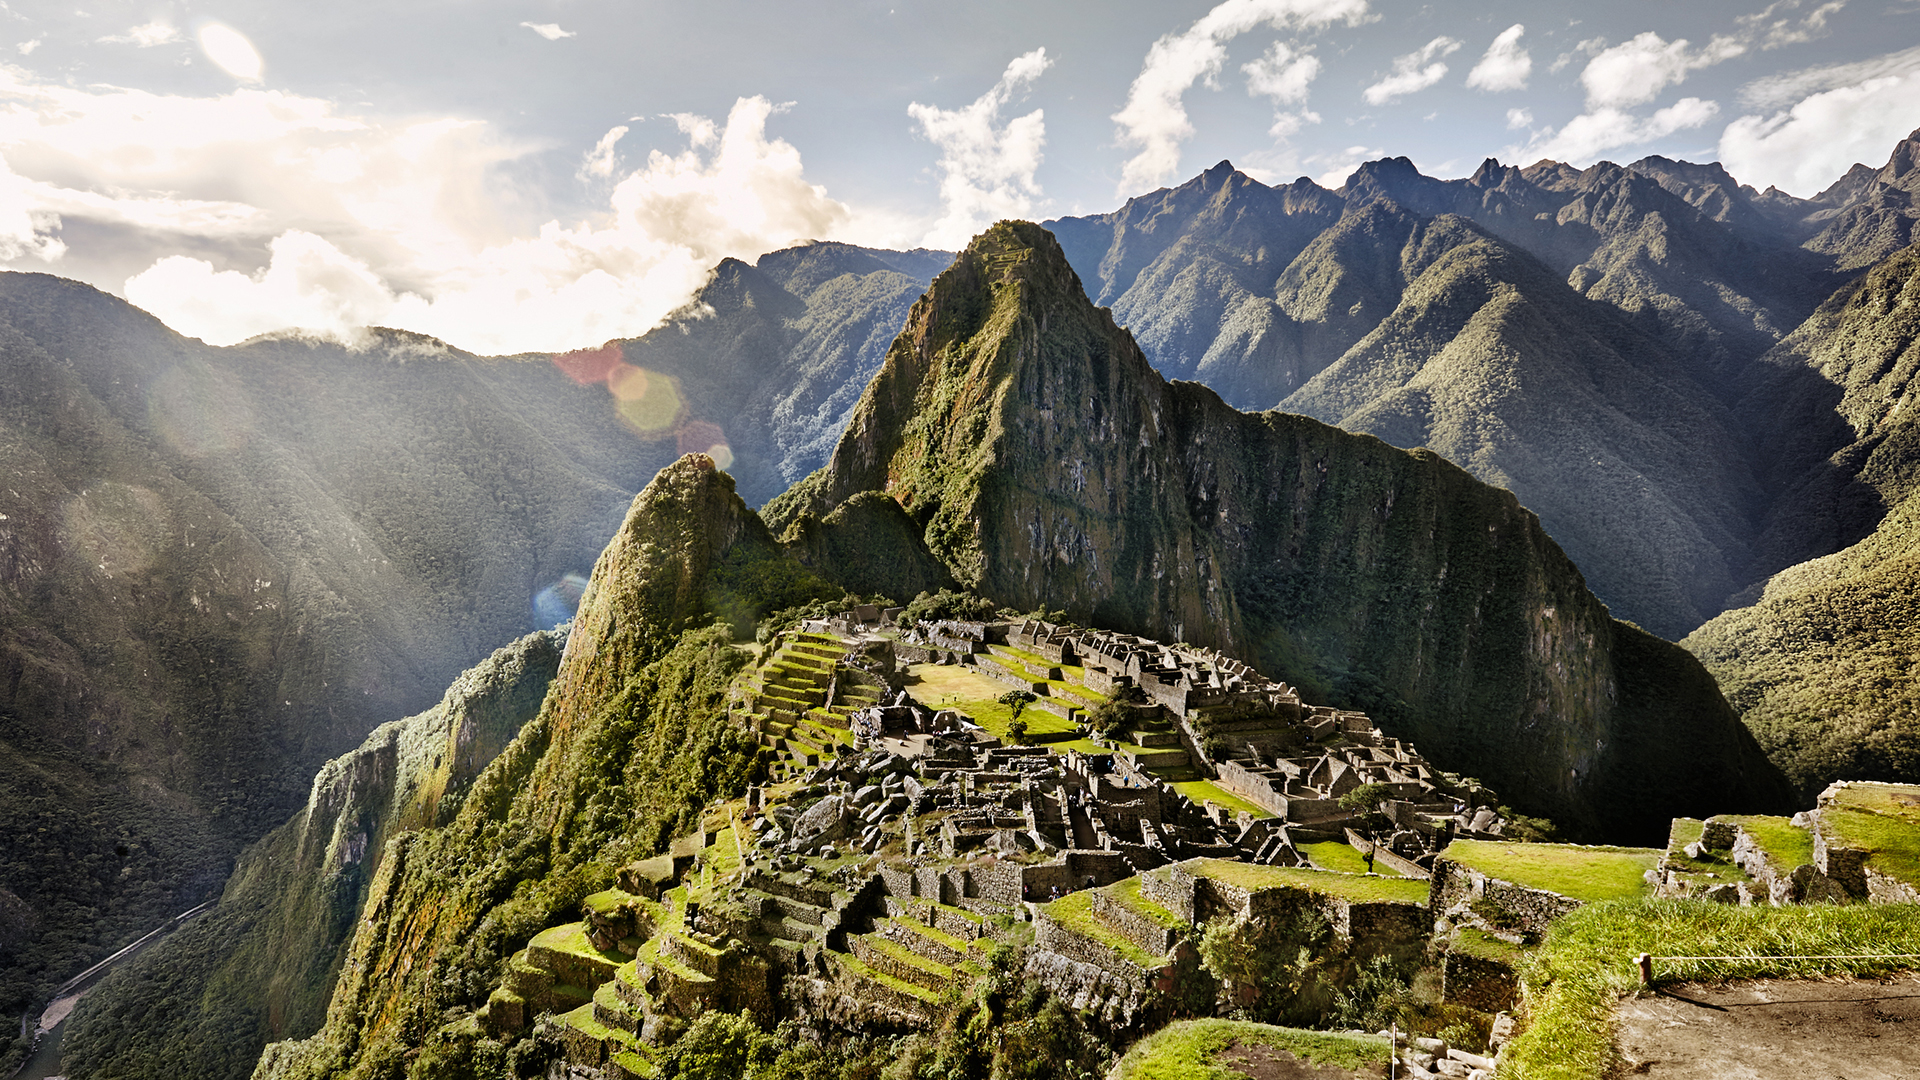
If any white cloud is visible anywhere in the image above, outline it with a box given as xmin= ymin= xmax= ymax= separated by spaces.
xmin=0 ymin=67 xmax=863 ymax=353
xmin=520 ymin=22 xmax=575 ymax=41
xmin=1467 ymin=24 xmax=1530 ymax=92
xmin=1720 ymin=70 xmax=1920 ymax=196
xmin=580 ymin=124 xmax=628 ymax=180
xmin=198 ymin=24 xmax=263 ymax=82
xmin=1362 ymin=36 xmax=1461 ymax=106
xmin=1738 ymin=0 xmax=1849 ymax=50
xmin=1739 ymin=42 xmax=1920 ymax=108
xmin=1513 ymin=97 xmax=1720 ymax=164
xmin=101 ymin=21 xmax=181 ymax=47
xmin=1243 ymin=41 xmax=1322 ymax=141
xmin=1244 ymin=40 xmax=1320 ymax=103
xmin=1506 ymin=107 xmax=1533 ymax=129
xmin=1581 ymin=32 xmax=1743 ymax=110
xmin=908 ymin=48 xmax=1053 ymax=250
xmin=1112 ymin=0 xmax=1371 ymax=193
xmin=16 ymin=39 xmax=38 ymax=56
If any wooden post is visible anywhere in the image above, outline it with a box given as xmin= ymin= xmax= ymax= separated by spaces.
xmin=1637 ymin=952 xmax=1654 ymax=987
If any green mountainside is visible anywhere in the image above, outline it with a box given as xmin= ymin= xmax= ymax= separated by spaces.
xmin=61 ymin=628 xmax=566 ymax=1080
xmin=240 ymin=455 xmax=827 ymax=1080
xmin=772 ymin=221 xmax=1791 ymax=840
xmin=0 ymin=274 xmax=665 ymax=1069
xmin=1684 ymin=240 xmax=1920 ymax=796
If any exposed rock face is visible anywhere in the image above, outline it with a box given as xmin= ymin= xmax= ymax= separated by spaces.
xmin=60 ymin=629 xmax=566 ymax=1080
xmin=780 ymin=221 xmax=1791 ymax=841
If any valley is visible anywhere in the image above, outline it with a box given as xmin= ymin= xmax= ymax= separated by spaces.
xmin=5 ymin=129 xmax=1920 ymax=1080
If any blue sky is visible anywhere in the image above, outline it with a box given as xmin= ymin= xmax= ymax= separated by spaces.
xmin=3 ymin=0 xmax=1917 ymax=352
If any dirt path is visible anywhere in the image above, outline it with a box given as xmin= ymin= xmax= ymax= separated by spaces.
xmin=1612 ymin=972 xmax=1920 ymax=1078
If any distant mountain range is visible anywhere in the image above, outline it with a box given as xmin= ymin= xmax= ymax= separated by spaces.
xmin=6 ymin=130 xmax=1920 ymax=1077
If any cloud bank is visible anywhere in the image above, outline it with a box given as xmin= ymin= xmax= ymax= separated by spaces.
xmin=909 ymin=48 xmax=1053 ymax=250
xmin=0 ymin=63 xmax=861 ymax=353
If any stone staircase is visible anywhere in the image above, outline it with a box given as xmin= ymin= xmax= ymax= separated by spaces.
xmin=741 ymin=633 xmax=856 ymax=780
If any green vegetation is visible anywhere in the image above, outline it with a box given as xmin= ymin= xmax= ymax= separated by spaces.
xmin=1169 ymin=780 xmax=1272 ymax=819
xmin=1441 ymin=841 xmax=1659 ymax=903
xmin=1820 ymin=783 xmax=1920 ymax=887
xmin=1718 ymin=815 xmax=1814 ymax=874
xmin=1188 ymin=860 xmax=1431 ymax=906
xmin=1041 ymin=890 xmax=1169 ymax=970
xmin=1299 ymin=841 xmax=1406 ymax=877
xmin=1110 ymin=1019 xmax=1390 ymax=1080
xmin=1504 ymin=899 xmax=1920 ymax=1080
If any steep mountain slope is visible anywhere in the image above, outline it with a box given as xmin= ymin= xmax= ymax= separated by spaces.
xmin=249 ymin=455 xmax=827 ymax=1080
xmin=60 ymin=628 xmax=566 ymax=1080
xmin=772 ymin=221 xmax=1791 ymax=841
xmin=1801 ymin=128 xmax=1920 ymax=271
xmin=0 ymin=274 xmax=659 ymax=1069
xmin=1278 ymin=203 xmax=1759 ymax=639
xmin=606 ymin=242 xmax=949 ymax=503
xmin=1685 ymin=240 xmax=1920 ymax=796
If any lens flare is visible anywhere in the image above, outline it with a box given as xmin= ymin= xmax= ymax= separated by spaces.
xmin=551 ymin=343 xmax=623 ymax=385
xmin=532 ymin=572 xmax=590 ymax=629
xmin=608 ymin=363 xmax=683 ymax=434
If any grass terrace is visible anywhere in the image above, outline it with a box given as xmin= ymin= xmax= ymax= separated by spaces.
xmin=1171 ymin=780 xmax=1273 ymax=819
xmin=1718 ymin=814 xmax=1815 ymax=875
xmin=1504 ymin=899 xmax=1920 ymax=1080
xmin=1187 ymin=860 xmax=1431 ymax=905
xmin=1111 ymin=1019 xmax=1391 ymax=1080
xmin=1821 ymin=783 xmax=1920 ymax=888
xmin=1442 ymin=841 xmax=1659 ymax=903
xmin=1041 ymin=889 xmax=1172 ymax=970
xmin=1298 ymin=840 xmax=1409 ymax=877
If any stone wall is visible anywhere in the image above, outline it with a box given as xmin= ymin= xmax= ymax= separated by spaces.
xmin=1430 ymin=858 xmax=1580 ymax=940
xmin=1442 ymin=950 xmax=1518 ymax=1012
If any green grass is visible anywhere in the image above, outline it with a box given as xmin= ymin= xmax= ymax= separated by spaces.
xmin=1109 ymin=876 xmax=1187 ymax=929
xmin=1449 ymin=927 xmax=1530 ymax=964
xmin=1718 ymin=815 xmax=1815 ymax=875
xmin=1040 ymin=889 xmax=1170 ymax=970
xmin=1187 ymin=859 xmax=1430 ymax=905
xmin=1111 ymin=1019 xmax=1390 ymax=1080
xmin=1298 ymin=840 xmax=1412 ymax=877
xmin=1171 ymin=780 xmax=1275 ymax=819
xmin=530 ymin=922 xmax=627 ymax=964
xmin=1821 ymin=783 xmax=1920 ymax=887
xmin=1441 ymin=840 xmax=1659 ymax=903
xmin=1503 ymin=899 xmax=1920 ymax=1080
xmin=831 ymin=950 xmax=944 ymax=1004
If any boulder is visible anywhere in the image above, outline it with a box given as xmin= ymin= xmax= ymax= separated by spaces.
xmin=793 ymin=796 xmax=850 ymax=842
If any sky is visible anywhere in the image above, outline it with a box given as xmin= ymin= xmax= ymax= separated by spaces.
xmin=2 ymin=0 xmax=1918 ymax=355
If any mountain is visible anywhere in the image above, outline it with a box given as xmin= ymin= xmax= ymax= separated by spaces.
xmin=770 ymin=221 xmax=1792 ymax=841
xmin=60 ymin=628 xmax=566 ymax=1080
xmin=1036 ymin=135 xmax=1920 ymax=639
xmin=604 ymin=242 xmax=950 ymax=504
xmin=0 ymin=273 xmax=664 ymax=1069
xmin=248 ymin=455 xmax=824 ymax=1080
xmin=1684 ymin=238 xmax=1920 ymax=796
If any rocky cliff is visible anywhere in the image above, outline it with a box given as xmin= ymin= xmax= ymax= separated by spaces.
xmin=774 ymin=221 xmax=1792 ymax=841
